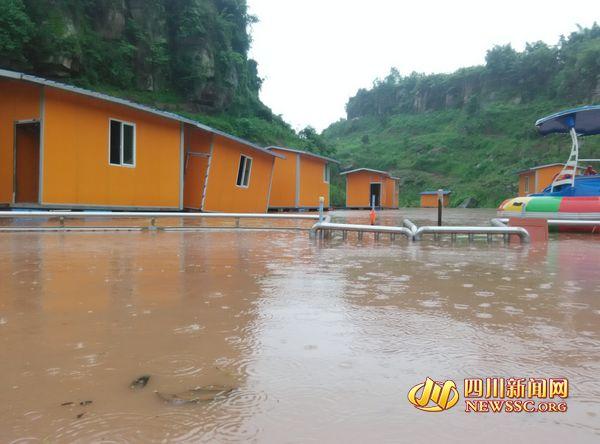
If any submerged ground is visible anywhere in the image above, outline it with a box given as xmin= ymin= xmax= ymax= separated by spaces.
xmin=1 ymin=209 xmax=599 ymax=443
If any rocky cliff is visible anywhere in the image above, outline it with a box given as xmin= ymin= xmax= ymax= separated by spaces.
xmin=0 ymin=0 xmax=264 ymax=115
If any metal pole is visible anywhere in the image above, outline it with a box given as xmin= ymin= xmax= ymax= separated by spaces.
xmin=318 ymin=196 xmax=324 ymax=222
xmin=437 ymin=189 xmax=443 ymax=226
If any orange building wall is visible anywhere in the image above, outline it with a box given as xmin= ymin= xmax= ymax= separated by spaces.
xmin=345 ymin=171 xmax=398 ymax=208
xmin=42 ymin=88 xmax=182 ymax=208
xmin=299 ymin=156 xmax=329 ymax=208
xmin=518 ymin=172 xmax=535 ymax=196
xmin=183 ymin=126 xmax=212 ymax=210
xmin=269 ymin=149 xmax=298 ymax=208
xmin=420 ymin=194 xmax=449 ymax=208
xmin=535 ymin=165 xmax=563 ymax=192
xmin=268 ymin=150 xmax=330 ymax=209
xmin=203 ymin=135 xmax=274 ymax=213
xmin=0 ymin=79 xmax=41 ymax=204
xmin=382 ymin=177 xmax=399 ymax=208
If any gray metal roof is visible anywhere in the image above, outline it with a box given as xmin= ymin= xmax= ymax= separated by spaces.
xmin=515 ymin=163 xmax=570 ymax=175
xmin=420 ymin=190 xmax=452 ymax=195
xmin=339 ymin=168 xmax=400 ymax=180
xmin=0 ymin=68 xmax=282 ymax=158
xmin=267 ymin=146 xmax=340 ymax=164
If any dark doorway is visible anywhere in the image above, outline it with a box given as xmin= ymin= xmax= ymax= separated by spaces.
xmin=370 ymin=183 xmax=381 ymax=208
xmin=14 ymin=122 xmax=40 ymax=204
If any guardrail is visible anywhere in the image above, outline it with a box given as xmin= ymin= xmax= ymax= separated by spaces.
xmin=0 ymin=210 xmax=327 ymax=232
xmin=413 ymin=225 xmax=530 ymax=243
xmin=403 ymin=218 xmax=418 ymax=235
xmin=492 ymin=217 xmax=600 ymax=228
xmin=310 ymin=222 xmax=413 ymax=240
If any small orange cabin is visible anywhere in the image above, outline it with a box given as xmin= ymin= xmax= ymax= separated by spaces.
xmin=420 ymin=190 xmax=451 ymax=208
xmin=516 ymin=163 xmax=566 ymax=196
xmin=341 ymin=168 xmax=399 ymax=209
xmin=0 ymin=69 xmax=280 ymax=212
xmin=267 ymin=146 xmax=339 ymax=210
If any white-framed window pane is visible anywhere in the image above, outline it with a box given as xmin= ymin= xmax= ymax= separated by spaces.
xmin=324 ymin=164 xmax=330 ymax=183
xmin=243 ymin=157 xmax=252 ymax=186
xmin=109 ymin=120 xmax=121 ymax=164
xmin=236 ymin=156 xmax=247 ymax=186
xmin=123 ymin=124 xmax=134 ymax=165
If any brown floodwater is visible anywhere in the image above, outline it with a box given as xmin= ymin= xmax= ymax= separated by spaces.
xmin=1 ymin=209 xmax=599 ymax=443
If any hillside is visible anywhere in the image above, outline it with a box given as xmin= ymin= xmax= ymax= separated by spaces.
xmin=323 ymin=25 xmax=600 ymax=207
xmin=0 ymin=0 xmax=312 ymax=148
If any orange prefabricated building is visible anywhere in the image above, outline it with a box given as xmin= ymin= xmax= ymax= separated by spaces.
xmin=420 ymin=191 xmax=451 ymax=207
xmin=267 ymin=146 xmax=339 ymax=209
xmin=341 ymin=168 xmax=400 ymax=209
xmin=0 ymin=69 xmax=280 ymax=213
xmin=516 ymin=163 xmax=567 ymax=197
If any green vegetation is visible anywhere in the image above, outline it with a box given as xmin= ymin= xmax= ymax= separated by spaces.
xmin=0 ymin=0 xmax=313 ymax=147
xmin=1 ymin=2 xmax=598 ymax=207
xmin=324 ymin=25 xmax=600 ymax=207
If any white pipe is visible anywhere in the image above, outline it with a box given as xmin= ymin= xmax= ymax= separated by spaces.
xmin=310 ymin=222 xmax=412 ymax=239
xmin=0 ymin=211 xmax=320 ymax=220
xmin=494 ymin=218 xmax=600 ymax=227
xmin=414 ymin=226 xmax=530 ymax=243
xmin=403 ymin=218 xmax=418 ymax=234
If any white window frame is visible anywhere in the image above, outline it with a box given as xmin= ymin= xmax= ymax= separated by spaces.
xmin=236 ymin=154 xmax=252 ymax=188
xmin=108 ymin=118 xmax=136 ymax=168
xmin=323 ymin=163 xmax=330 ymax=183
xmin=524 ymin=175 xmax=530 ymax=193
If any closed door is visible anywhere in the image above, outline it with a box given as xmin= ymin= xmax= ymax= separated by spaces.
xmin=183 ymin=153 xmax=209 ymax=209
xmin=15 ymin=122 xmax=40 ymax=204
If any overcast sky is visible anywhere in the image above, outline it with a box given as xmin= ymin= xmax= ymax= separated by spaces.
xmin=247 ymin=0 xmax=598 ymax=132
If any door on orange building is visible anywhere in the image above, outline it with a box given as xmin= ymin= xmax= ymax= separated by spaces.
xmin=14 ymin=122 xmax=40 ymax=204
xmin=370 ymin=183 xmax=381 ymax=207
xmin=183 ymin=152 xmax=209 ymax=210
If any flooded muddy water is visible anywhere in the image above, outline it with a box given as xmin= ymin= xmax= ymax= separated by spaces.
xmin=1 ymin=209 xmax=599 ymax=443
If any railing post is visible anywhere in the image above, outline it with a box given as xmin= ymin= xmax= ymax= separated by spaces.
xmin=437 ymin=189 xmax=443 ymax=226
xmin=318 ymin=196 xmax=324 ymax=222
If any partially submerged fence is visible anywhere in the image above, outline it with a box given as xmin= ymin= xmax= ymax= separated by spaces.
xmin=0 ymin=211 xmax=326 ymax=232
xmin=0 ymin=211 xmax=533 ymax=243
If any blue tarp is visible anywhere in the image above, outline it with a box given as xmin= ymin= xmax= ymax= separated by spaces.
xmin=536 ymin=105 xmax=600 ymax=136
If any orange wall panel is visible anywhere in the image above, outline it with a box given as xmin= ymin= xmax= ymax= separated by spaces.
xmin=42 ymin=88 xmax=181 ymax=208
xmin=269 ymin=149 xmax=297 ymax=208
xmin=183 ymin=126 xmax=212 ymax=209
xmin=518 ymin=172 xmax=534 ymax=196
xmin=0 ymin=80 xmax=41 ymax=203
xmin=203 ymin=135 xmax=273 ymax=213
xmin=535 ymin=166 xmax=563 ymax=192
xmin=299 ymin=156 xmax=329 ymax=208
xmin=420 ymin=194 xmax=449 ymax=207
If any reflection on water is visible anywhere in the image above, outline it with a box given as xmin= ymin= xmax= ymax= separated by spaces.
xmin=1 ymin=209 xmax=599 ymax=443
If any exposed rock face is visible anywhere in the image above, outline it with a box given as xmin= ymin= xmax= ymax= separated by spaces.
xmin=3 ymin=0 xmax=260 ymax=114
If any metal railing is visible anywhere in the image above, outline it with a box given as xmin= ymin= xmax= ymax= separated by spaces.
xmin=310 ymin=222 xmax=413 ymax=240
xmin=0 ymin=210 xmax=326 ymax=232
xmin=492 ymin=217 xmax=600 ymax=229
xmin=413 ymin=225 xmax=530 ymax=243
xmin=403 ymin=218 xmax=418 ymax=235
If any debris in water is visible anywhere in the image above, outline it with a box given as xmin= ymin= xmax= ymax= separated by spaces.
xmin=76 ymin=412 xmax=86 ymax=419
xmin=79 ymin=400 xmax=93 ymax=406
xmin=130 ymin=375 xmax=151 ymax=389
xmin=155 ymin=386 xmax=234 ymax=405
xmin=61 ymin=402 xmax=74 ymax=406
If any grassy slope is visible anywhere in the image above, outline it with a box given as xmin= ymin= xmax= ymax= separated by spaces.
xmin=323 ymin=101 xmax=600 ymax=207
